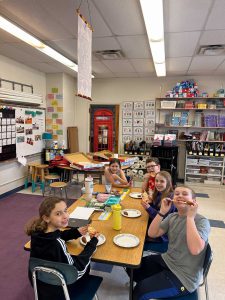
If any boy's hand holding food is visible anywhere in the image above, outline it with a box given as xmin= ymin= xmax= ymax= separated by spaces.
xmin=160 ymin=197 xmax=172 ymax=215
xmin=187 ymin=201 xmax=198 ymax=219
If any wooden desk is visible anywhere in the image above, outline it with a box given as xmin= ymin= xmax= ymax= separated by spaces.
xmin=25 ymin=185 xmax=148 ymax=299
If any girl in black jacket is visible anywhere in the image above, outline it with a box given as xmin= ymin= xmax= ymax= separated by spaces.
xmin=26 ymin=197 xmax=99 ymax=299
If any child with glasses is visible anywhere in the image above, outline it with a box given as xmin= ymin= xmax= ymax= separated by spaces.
xmin=142 ymin=157 xmax=161 ymax=196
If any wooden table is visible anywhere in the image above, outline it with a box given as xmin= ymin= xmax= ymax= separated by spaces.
xmin=24 ymin=185 xmax=149 ymax=299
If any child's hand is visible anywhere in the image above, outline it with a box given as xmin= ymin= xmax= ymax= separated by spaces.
xmin=88 ymin=226 xmax=100 ymax=239
xmin=160 ymin=198 xmax=172 ymax=215
xmin=78 ymin=225 xmax=88 ymax=236
xmin=141 ymin=198 xmax=150 ymax=209
xmin=112 ymin=174 xmax=120 ymax=180
xmin=187 ymin=201 xmax=198 ymax=219
xmin=143 ymin=173 xmax=151 ymax=181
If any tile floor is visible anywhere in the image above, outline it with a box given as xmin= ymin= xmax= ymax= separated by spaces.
xmin=20 ymin=183 xmax=225 ymax=300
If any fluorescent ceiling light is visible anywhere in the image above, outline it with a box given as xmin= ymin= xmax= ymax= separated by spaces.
xmin=155 ymin=63 xmax=166 ymax=77
xmin=0 ymin=15 xmax=80 ymax=73
xmin=140 ymin=0 xmax=166 ymax=76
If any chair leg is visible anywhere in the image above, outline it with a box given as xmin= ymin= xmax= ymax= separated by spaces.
xmin=205 ymin=278 xmax=209 ymax=300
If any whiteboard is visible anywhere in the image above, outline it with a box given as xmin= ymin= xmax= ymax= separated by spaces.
xmin=15 ymin=107 xmax=45 ymax=157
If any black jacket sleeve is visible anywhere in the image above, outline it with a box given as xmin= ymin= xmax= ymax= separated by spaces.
xmin=60 ymin=228 xmax=81 ymax=241
xmin=72 ymin=237 xmax=98 ymax=271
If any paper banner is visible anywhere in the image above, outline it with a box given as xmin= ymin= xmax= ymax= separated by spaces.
xmin=53 ymin=134 xmax=58 ymax=140
xmin=77 ymin=14 xmax=92 ymax=99
xmin=52 ymin=113 xmax=58 ymax=119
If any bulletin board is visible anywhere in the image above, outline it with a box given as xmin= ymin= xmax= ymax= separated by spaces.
xmin=0 ymin=106 xmax=45 ymax=161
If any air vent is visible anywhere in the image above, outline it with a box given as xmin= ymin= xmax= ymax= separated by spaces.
xmin=198 ymin=44 xmax=225 ymax=55
xmin=94 ymin=50 xmax=124 ymax=60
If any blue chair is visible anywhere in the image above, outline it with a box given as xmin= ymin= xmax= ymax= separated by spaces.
xmin=29 ymin=257 xmax=103 ymax=300
xmin=144 ymin=241 xmax=168 ymax=253
xmin=142 ymin=244 xmax=213 ymax=300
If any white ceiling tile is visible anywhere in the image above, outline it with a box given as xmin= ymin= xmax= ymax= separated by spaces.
xmin=113 ymin=73 xmax=139 ymax=78
xmin=0 ymin=43 xmax=48 ymax=63
xmin=92 ymin=61 xmax=112 ymax=74
xmin=93 ymin=37 xmax=120 ymax=51
xmin=25 ymin=62 xmax=61 ymax=73
xmin=0 ymin=0 xmax=73 ymax=40
xmin=94 ymin=73 xmax=117 ymax=78
xmin=102 ymin=60 xmax=136 ymax=73
xmin=205 ymin=0 xmax=225 ymax=30
xmin=189 ymin=56 xmax=225 ymax=71
xmin=138 ymin=72 xmax=156 ymax=77
xmin=130 ymin=59 xmax=154 ymax=73
xmin=200 ymin=30 xmax=225 ymax=45
xmin=214 ymin=59 xmax=225 ymax=72
xmin=117 ymin=36 xmax=151 ymax=59
xmin=164 ymin=0 xmax=212 ymax=32
xmin=165 ymin=32 xmax=201 ymax=57
xmin=47 ymin=38 xmax=77 ymax=61
xmin=0 ymin=29 xmax=22 ymax=43
xmin=166 ymin=57 xmax=192 ymax=72
xmin=167 ymin=71 xmax=188 ymax=76
xmin=93 ymin=0 xmax=145 ymax=35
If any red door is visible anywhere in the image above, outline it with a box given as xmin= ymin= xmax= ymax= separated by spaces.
xmin=93 ymin=109 xmax=113 ymax=152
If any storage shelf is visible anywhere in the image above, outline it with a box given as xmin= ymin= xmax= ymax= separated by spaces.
xmin=156 ymin=97 xmax=225 ymax=100
xmin=186 ymin=173 xmax=222 ymax=177
xmin=158 ymin=108 xmax=225 ymax=111
xmin=178 ymin=139 xmax=225 ymax=143
xmin=187 ymin=154 xmax=224 ymax=158
xmin=155 ymin=124 xmax=225 ymax=129
xmin=186 ymin=164 xmax=223 ymax=168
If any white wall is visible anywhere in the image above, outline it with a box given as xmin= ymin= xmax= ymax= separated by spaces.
xmin=63 ymin=74 xmax=76 ymax=147
xmin=0 ymin=55 xmax=46 ymax=195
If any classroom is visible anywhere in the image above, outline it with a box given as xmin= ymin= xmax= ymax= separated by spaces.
xmin=0 ymin=1 xmax=224 ymax=300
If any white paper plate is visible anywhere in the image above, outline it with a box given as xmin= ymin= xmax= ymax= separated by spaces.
xmin=79 ymin=234 xmax=106 ymax=246
xmin=129 ymin=192 xmax=142 ymax=199
xmin=113 ymin=234 xmax=140 ymax=248
xmin=121 ymin=209 xmax=141 ymax=218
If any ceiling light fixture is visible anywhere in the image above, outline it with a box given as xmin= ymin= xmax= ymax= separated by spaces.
xmin=0 ymin=16 xmax=79 ymax=73
xmin=140 ymin=0 xmax=166 ymax=76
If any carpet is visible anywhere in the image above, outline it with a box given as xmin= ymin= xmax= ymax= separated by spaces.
xmin=0 ymin=193 xmax=44 ymax=300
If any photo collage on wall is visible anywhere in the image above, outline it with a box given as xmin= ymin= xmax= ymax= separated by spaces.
xmin=46 ymin=87 xmax=63 ymax=142
xmin=15 ymin=107 xmax=45 ymax=157
xmin=0 ymin=107 xmax=16 ymax=161
xmin=122 ymin=100 xmax=155 ymax=144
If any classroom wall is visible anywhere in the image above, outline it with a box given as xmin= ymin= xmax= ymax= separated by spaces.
xmin=0 ymin=55 xmax=46 ymax=195
xmin=77 ymin=75 xmax=225 ymax=178
xmin=63 ymin=73 xmax=77 ymax=147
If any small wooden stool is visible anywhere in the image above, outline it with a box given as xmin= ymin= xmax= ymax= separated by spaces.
xmin=43 ymin=174 xmax=60 ymax=196
xmin=33 ymin=164 xmax=49 ymax=193
xmin=24 ymin=162 xmax=40 ymax=190
xmin=49 ymin=181 xmax=68 ymax=200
